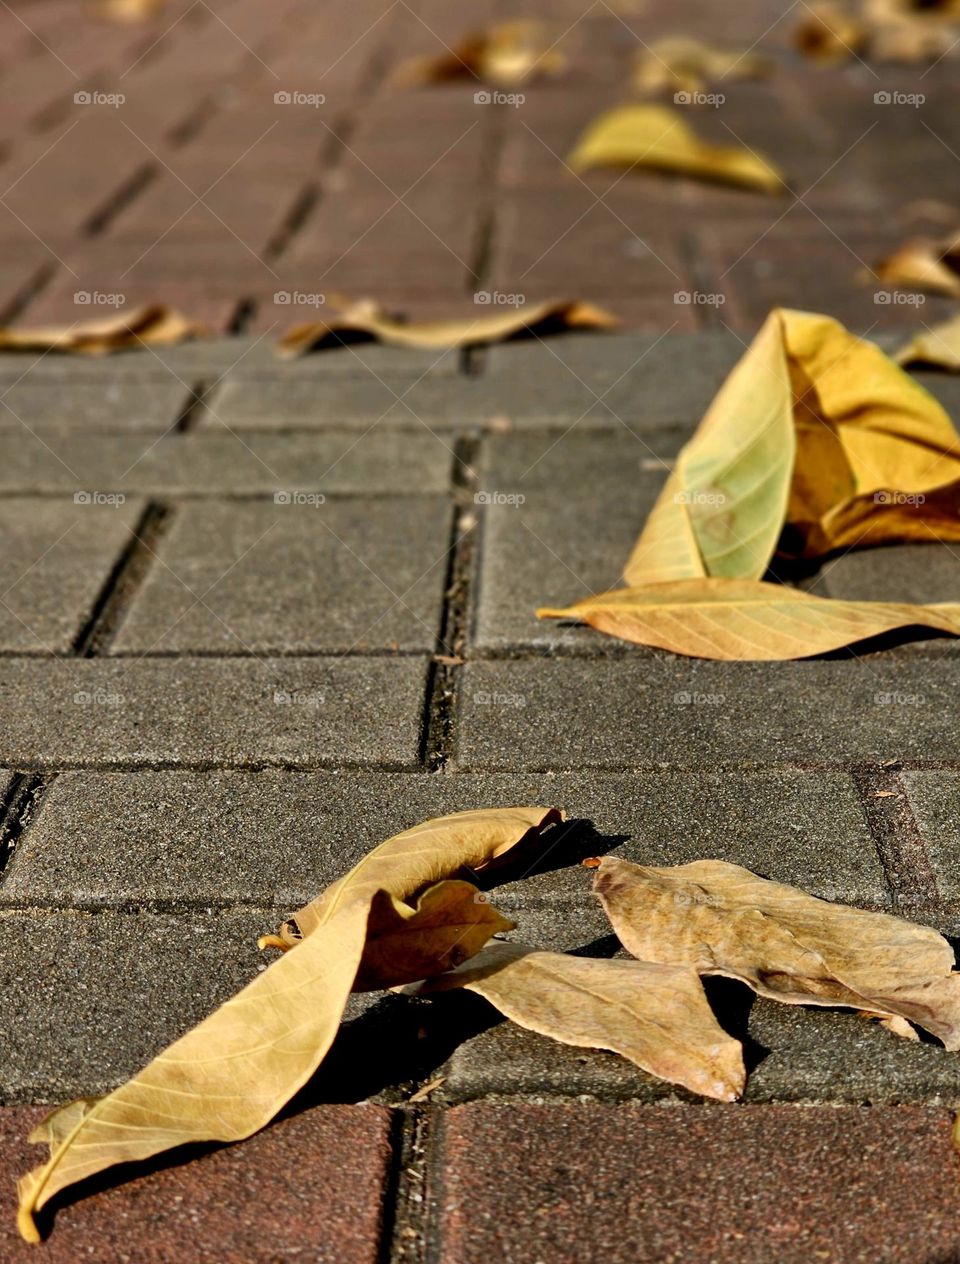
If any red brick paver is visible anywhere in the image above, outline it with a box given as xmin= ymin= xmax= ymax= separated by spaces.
xmin=0 ymin=1104 xmax=395 ymax=1263
xmin=437 ymin=1103 xmax=960 ymax=1263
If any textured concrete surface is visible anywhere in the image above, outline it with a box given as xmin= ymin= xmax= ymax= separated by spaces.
xmin=0 ymin=381 xmax=190 ymax=432
xmin=901 ymin=772 xmax=960 ymax=903
xmin=0 ymin=658 xmax=428 ymax=768
xmin=0 ymin=1105 xmax=394 ymax=1262
xmin=0 ymin=498 xmax=144 ymax=652
xmin=457 ymin=659 xmax=960 ymax=769
xmin=0 ymin=768 xmax=883 ymax=907
xmin=0 ymin=431 xmax=455 ymax=495
xmin=109 ymin=497 xmax=451 ymax=654
xmin=436 ymin=1104 xmax=960 ymax=1262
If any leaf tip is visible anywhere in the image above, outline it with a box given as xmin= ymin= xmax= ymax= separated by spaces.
xmin=16 ymin=1194 xmax=41 ymax=1245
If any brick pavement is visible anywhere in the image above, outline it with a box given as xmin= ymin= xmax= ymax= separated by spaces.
xmin=2 ymin=1 xmax=960 ymax=1261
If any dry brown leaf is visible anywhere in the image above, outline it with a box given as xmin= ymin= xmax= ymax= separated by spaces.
xmin=595 ymin=856 xmax=960 ymax=1047
xmin=352 ymin=881 xmax=515 ymax=991
xmin=394 ymin=21 xmax=565 ymax=88
xmin=568 ymin=104 xmax=786 ymax=194
xmin=411 ymin=940 xmax=746 ymax=1100
xmin=17 ymin=806 xmax=561 ymax=1242
xmin=873 ymin=233 xmax=960 ymax=298
xmin=896 ymin=312 xmax=960 ymax=369
xmin=794 ymin=3 xmax=867 ymax=62
xmin=0 ymin=305 xmax=205 ymax=355
xmin=93 ymin=0 xmax=167 ymax=20
xmin=537 ymin=578 xmax=960 ymax=660
xmin=277 ymin=297 xmax=618 ymax=357
xmin=632 ymin=37 xmax=774 ymax=96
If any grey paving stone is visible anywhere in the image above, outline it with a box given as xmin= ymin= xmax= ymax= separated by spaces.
xmin=817 ymin=544 xmax=960 ymax=607
xmin=472 ymin=468 xmax=662 ymax=655
xmin=0 ymin=909 xmax=275 ymax=1101
xmin=110 ymin=497 xmax=451 ymax=654
xmin=479 ymin=431 xmax=685 ymax=492
xmin=0 ymin=430 xmax=454 ymax=495
xmin=0 ymin=658 xmax=427 ymax=768
xmin=0 ymin=381 xmax=189 ymax=432
xmin=207 ymin=375 xmax=481 ymax=432
xmin=0 ymin=340 xmax=254 ymax=387
xmin=456 ymin=659 xmax=960 ymax=770
xmin=438 ymin=972 xmax=960 ymax=1106
xmin=901 ymin=772 xmax=960 ymax=903
xmin=0 ymin=769 xmax=880 ymax=908
xmin=481 ymin=330 xmax=743 ymax=427
xmin=226 ymin=338 xmax=464 ymax=379
xmin=0 ymin=497 xmax=144 ymax=652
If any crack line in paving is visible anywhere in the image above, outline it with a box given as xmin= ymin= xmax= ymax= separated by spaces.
xmin=0 ymin=771 xmax=55 ymax=888
xmin=385 ymin=1104 xmax=433 ymax=1264
xmin=852 ymin=765 xmax=940 ymax=911
xmin=71 ymin=499 xmax=173 ymax=657
xmin=422 ymin=435 xmax=479 ymax=772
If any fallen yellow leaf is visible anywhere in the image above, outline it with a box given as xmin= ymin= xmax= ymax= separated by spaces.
xmin=0 ymin=305 xmax=206 ymax=355
xmin=595 ymin=856 xmax=960 ymax=1047
xmin=411 ymin=940 xmax=746 ymax=1101
xmin=568 ymin=104 xmax=786 ymax=193
xmin=793 ymin=2 xmax=867 ymax=62
xmin=872 ymin=233 xmax=960 ymax=298
xmin=625 ymin=308 xmax=960 ymax=575
xmin=632 ymin=37 xmax=773 ymax=97
xmin=537 ymin=578 xmax=960 ymax=660
xmin=277 ymin=297 xmax=618 ymax=357
xmin=17 ymin=806 xmax=561 ymax=1242
xmin=394 ymin=20 xmax=565 ymax=88
xmin=896 ymin=312 xmax=960 ymax=369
